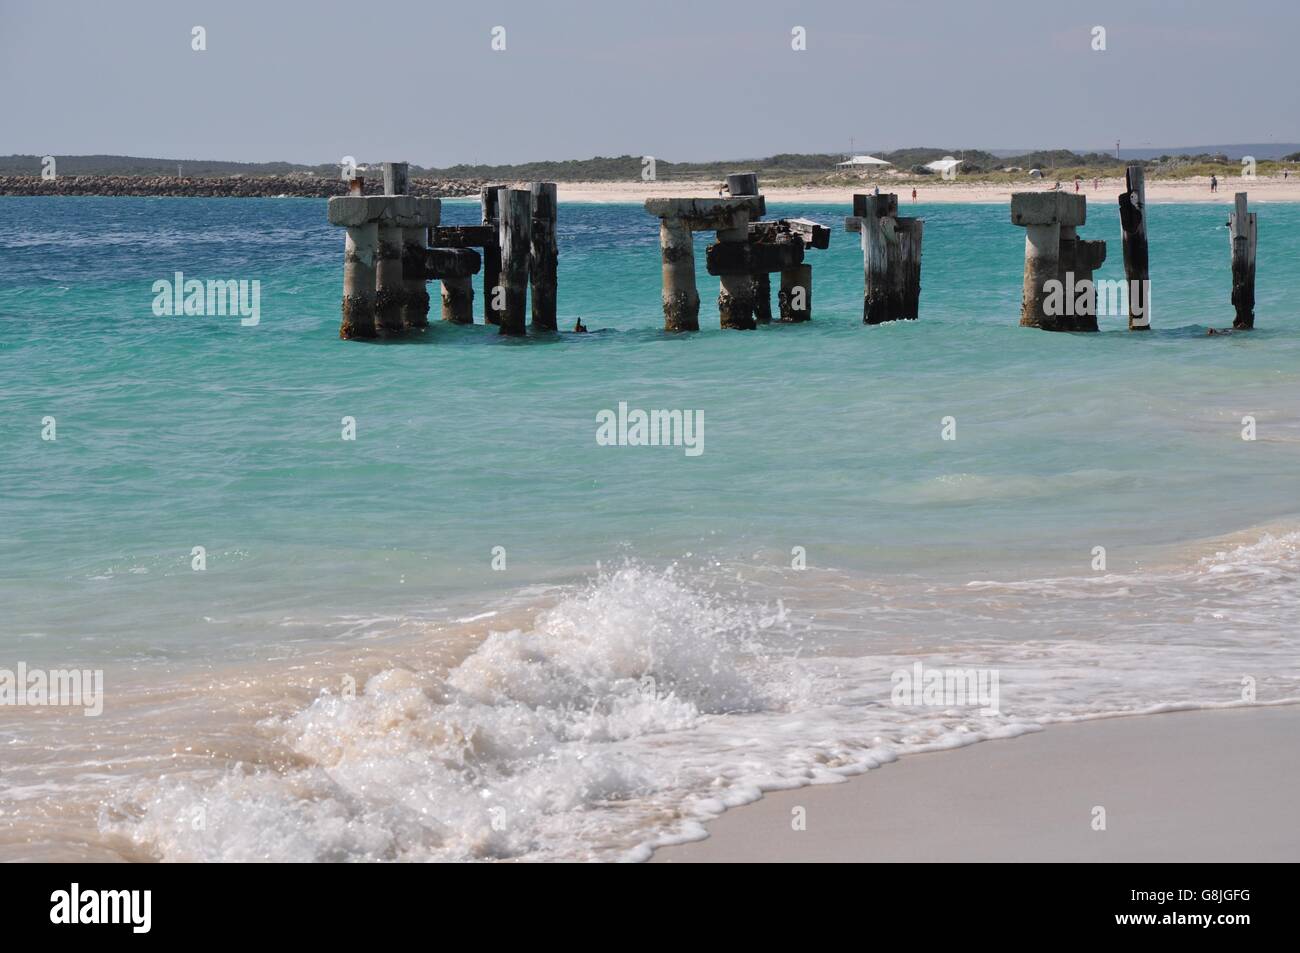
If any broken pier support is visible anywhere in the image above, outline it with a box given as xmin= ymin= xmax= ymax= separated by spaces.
xmin=846 ymin=194 xmax=923 ymax=324
xmin=327 ymin=192 xmax=440 ymax=340
xmin=530 ymin=182 xmax=558 ymax=331
xmin=1228 ymin=192 xmax=1257 ymax=330
xmin=496 ymin=187 xmax=532 ymax=336
xmin=1118 ymin=165 xmax=1150 ymax=330
xmin=644 ymin=196 xmax=764 ymax=331
xmin=1010 ymin=191 xmax=1107 ymax=332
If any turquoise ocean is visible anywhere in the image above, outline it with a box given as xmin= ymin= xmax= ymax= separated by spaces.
xmin=1 ymin=195 xmax=1298 ymax=861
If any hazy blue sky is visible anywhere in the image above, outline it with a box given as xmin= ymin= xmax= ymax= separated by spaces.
xmin=2 ymin=0 xmax=1296 ymax=164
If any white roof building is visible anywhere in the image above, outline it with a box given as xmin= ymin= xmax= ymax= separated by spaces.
xmin=836 ymin=155 xmax=892 ymax=167
xmin=924 ymin=158 xmax=963 ymax=174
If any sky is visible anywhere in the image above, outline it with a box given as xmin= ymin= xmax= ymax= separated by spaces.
xmin=1 ymin=0 xmax=1297 ymax=165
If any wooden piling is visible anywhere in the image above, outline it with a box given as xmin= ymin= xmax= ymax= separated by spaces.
xmin=481 ymin=185 xmax=505 ymax=325
xmin=341 ymin=222 xmax=377 ymax=339
xmin=659 ymin=218 xmax=700 ymax=332
xmin=1118 ymin=165 xmax=1150 ymax=330
xmin=1229 ymin=192 xmax=1257 ymax=330
xmin=778 ymin=264 xmax=812 ymax=322
xmin=529 ymin=182 xmax=558 ymax=331
xmin=893 ymin=219 xmax=924 ymax=322
xmin=496 ymin=188 xmax=532 ymax=336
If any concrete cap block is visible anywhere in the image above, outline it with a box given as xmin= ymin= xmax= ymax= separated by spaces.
xmin=644 ymin=196 xmax=766 ymax=229
xmin=1010 ymin=192 xmax=1086 ymax=227
xmin=328 ymin=196 xmax=441 ymax=227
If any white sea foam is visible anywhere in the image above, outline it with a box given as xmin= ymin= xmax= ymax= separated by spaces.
xmin=98 ymin=535 xmax=1300 ymax=862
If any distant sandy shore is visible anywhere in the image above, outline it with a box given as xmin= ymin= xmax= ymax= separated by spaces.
xmin=559 ymin=177 xmax=1300 ymax=205
xmin=650 ymin=705 xmax=1300 ymax=862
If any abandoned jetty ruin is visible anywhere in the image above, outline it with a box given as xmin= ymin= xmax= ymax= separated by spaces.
xmin=845 ymin=193 xmax=924 ymax=324
xmin=324 ymin=160 xmax=1258 ymax=340
xmin=1010 ymin=164 xmax=1259 ymax=334
xmin=327 ymin=162 xmax=557 ymax=338
xmin=644 ymin=172 xmax=831 ymax=331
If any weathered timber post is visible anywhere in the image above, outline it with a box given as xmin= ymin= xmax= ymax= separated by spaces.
xmin=1010 ymin=192 xmax=1085 ymax=331
xmin=481 ymin=185 xmax=505 ymax=325
xmin=779 ymin=264 xmax=812 ymax=322
xmin=1071 ymin=238 xmax=1107 ymax=333
xmin=894 ymin=218 xmax=924 ymax=323
xmin=846 ymin=194 xmax=924 ymax=323
xmin=529 ymin=182 xmax=558 ymax=331
xmin=1228 ymin=192 xmax=1257 ymax=330
xmin=328 ymin=194 xmax=439 ymax=341
xmin=383 ymin=163 xmax=430 ymax=330
xmin=496 ymin=187 xmax=532 ymax=336
xmin=644 ymin=197 xmax=765 ymax=332
xmin=1118 ymin=165 xmax=1150 ymax=330
xmin=726 ymin=172 xmax=770 ymax=323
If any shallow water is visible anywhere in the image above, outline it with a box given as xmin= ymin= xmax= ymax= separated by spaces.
xmin=1 ymin=196 xmax=1298 ymax=860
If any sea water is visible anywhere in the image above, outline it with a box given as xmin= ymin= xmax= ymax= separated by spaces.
xmin=1 ymin=196 xmax=1297 ymax=860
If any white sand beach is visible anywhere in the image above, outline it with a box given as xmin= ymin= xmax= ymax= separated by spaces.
xmin=651 ymin=706 xmax=1300 ymax=863
xmin=558 ymin=176 xmax=1300 ymax=205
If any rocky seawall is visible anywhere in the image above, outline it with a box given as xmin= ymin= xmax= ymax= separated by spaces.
xmin=0 ymin=175 xmax=486 ymax=198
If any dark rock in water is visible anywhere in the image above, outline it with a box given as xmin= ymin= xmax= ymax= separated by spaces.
xmin=0 ymin=174 xmax=485 ymax=199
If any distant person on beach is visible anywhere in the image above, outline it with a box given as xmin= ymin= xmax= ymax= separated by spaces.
xmin=1074 ymin=178 xmax=1080 ymax=193
xmin=1210 ymin=174 xmax=1218 ymax=193
xmin=873 ymin=186 xmax=880 ymax=196
xmin=1093 ymin=178 xmax=1099 ymax=190
xmin=574 ymin=318 xmax=588 ymax=333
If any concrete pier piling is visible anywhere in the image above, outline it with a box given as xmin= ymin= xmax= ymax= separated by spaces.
xmin=846 ymin=194 xmax=923 ymax=323
xmin=779 ymin=263 xmax=813 ymax=322
xmin=481 ymin=185 xmax=505 ymax=325
xmin=1228 ymin=192 xmax=1258 ymax=330
xmin=658 ymin=217 xmax=700 ymax=332
xmin=1010 ymin=191 xmax=1105 ymax=332
xmin=530 ymin=182 xmax=559 ymax=331
xmin=496 ymin=187 xmax=533 ymax=336
xmin=644 ymin=196 xmax=765 ymax=331
xmin=328 ymin=192 xmax=440 ymax=340
xmin=1118 ymin=165 xmax=1150 ymax=330
xmin=374 ymin=219 xmax=407 ymax=336
xmin=341 ymin=221 xmax=378 ymax=339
